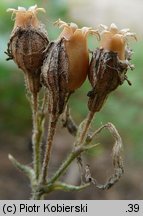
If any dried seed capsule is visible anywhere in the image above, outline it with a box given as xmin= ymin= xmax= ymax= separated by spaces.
xmin=88 ymin=24 xmax=136 ymax=112
xmin=41 ymin=19 xmax=99 ymax=115
xmin=6 ymin=5 xmax=49 ymax=94
xmin=41 ymin=39 xmax=69 ymax=115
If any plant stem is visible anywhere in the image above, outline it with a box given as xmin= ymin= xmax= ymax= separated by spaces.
xmin=49 ymin=147 xmax=82 ymax=184
xmin=42 ymin=182 xmax=90 ymax=194
xmin=47 ymin=111 xmax=95 ymax=185
xmin=31 ymin=187 xmax=44 ymax=200
xmin=31 ymin=90 xmax=48 ymax=181
xmin=52 ymin=182 xmax=90 ymax=192
xmin=31 ymin=93 xmax=40 ymax=181
xmin=31 ymin=193 xmax=43 ymax=200
xmin=40 ymin=113 xmax=58 ymax=183
xmin=76 ymin=111 xmax=95 ymax=146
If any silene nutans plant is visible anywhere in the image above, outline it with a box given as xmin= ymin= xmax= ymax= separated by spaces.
xmin=5 ymin=4 xmax=137 ymax=200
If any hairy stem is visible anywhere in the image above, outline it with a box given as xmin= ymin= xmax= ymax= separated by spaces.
xmin=49 ymin=146 xmax=83 ymax=184
xmin=31 ymin=188 xmax=44 ymax=200
xmin=40 ymin=113 xmax=58 ymax=183
xmin=42 ymin=182 xmax=90 ymax=194
xmin=47 ymin=111 xmax=96 ymax=185
xmin=75 ymin=111 xmax=95 ymax=147
xmin=31 ymin=194 xmax=42 ymax=200
xmin=31 ymin=93 xmax=40 ymax=181
xmin=80 ymin=111 xmax=95 ymax=143
xmin=31 ymin=90 xmax=48 ymax=181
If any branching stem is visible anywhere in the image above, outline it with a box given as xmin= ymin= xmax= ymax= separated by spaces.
xmin=79 ymin=111 xmax=95 ymax=145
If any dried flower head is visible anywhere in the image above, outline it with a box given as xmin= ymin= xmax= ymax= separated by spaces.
xmin=88 ymin=24 xmax=136 ymax=113
xmin=99 ymin=23 xmax=137 ymax=60
xmin=41 ymin=19 xmax=99 ymax=115
xmin=6 ymin=5 xmax=49 ymax=94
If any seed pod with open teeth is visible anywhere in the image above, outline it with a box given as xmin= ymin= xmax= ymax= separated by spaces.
xmin=41 ymin=19 xmax=99 ymax=115
xmin=6 ymin=5 xmax=49 ymax=94
xmin=88 ymin=23 xmax=136 ymax=112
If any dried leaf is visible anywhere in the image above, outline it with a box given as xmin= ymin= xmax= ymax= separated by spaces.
xmin=84 ymin=122 xmax=124 ymax=190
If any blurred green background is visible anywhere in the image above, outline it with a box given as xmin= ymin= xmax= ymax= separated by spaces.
xmin=0 ymin=0 xmax=143 ymax=199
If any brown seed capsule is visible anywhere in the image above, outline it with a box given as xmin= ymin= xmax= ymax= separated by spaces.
xmin=41 ymin=38 xmax=69 ymax=115
xmin=41 ymin=19 xmax=99 ymax=115
xmin=88 ymin=24 xmax=136 ymax=112
xmin=6 ymin=5 xmax=49 ymax=94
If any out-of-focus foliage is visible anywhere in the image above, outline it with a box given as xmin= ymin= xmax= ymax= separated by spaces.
xmin=0 ymin=0 xmax=143 ymax=159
